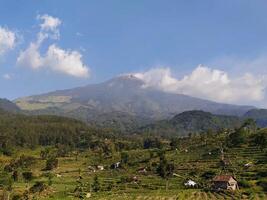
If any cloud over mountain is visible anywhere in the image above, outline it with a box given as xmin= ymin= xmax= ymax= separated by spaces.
xmin=17 ymin=14 xmax=89 ymax=78
xmin=134 ymin=65 xmax=266 ymax=105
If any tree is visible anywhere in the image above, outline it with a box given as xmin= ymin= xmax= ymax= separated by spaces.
xmin=45 ymin=157 xmax=58 ymax=170
xmin=92 ymin=176 xmax=100 ymax=192
xmin=12 ymin=171 xmax=18 ymax=182
xmin=22 ymin=171 xmax=33 ymax=182
xmin=170 ymin=138 xmax=179 ymax=150
xmin=228 ymin=128 xmax=246 ymax=146
xmin=120 ymin=152 xmax=129 ymax=165
xmin=254 ymin=131 xmax=267 ymax=150
xmin=156 ymin=151 xmax=174 ymax=190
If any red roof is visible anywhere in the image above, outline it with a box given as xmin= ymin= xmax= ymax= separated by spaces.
xmin=213 ymin=175 xmax=236 ymax=182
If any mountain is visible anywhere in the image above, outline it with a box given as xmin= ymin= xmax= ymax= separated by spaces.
xmin=0 ymin=98 xmax=20 ymax=113
xmin=138 ymin=110 xmax=242 ymax=136
xmin=15 ymin=75 xmax=254 ymax=130
xmin=243 ymin=109 xmax=267 ymax=127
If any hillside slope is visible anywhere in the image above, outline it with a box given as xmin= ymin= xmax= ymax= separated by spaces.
xmin=139 ymin=110 xmax=242 ymax=136
xmin=243 ymin=109 xmax=267 ymax=127
xmin=15 ymin=75 xmax=253 ymax=130
xmin=0 ymin=98 xmax=20 ymax=113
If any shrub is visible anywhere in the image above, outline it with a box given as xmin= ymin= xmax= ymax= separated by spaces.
xmin=45 ymin=157 xmax=58 ymax=170
xmin=29 ymin=181 xmax=47 ymax=193
xmin=257 ymin=180 xmax=267 ymax=192
xmin=239 ymin=179 xmax=252 ymax=188
xmin=92 ymin=176 xmax=100 ymax=192
xmin=22 ymin=171 xmax=33 ymax=182
xmin=201 ymin=170 xmax=216 ymax=180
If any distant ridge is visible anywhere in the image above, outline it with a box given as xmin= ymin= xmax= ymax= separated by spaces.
xmin=138 ymin=110 xmax=242 ymax=136
xmin=243 ymin=109 xmax=267 ymax=127
xmin=15 ymin=75 xmax=254 ymax=130
xmin=0 ymin=98 xmax=20 ymax=113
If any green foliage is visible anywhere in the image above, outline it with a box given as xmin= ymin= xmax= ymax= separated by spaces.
xmin=143 ymin=137 xmax=162 ymax=149
xmin=227 ymin=128 xmax=247 ymax=146
xmin=4 ymin=155 xmax=36 ymax=172
xmin=12 ymin=171 xmax=18 ymax=182
xmin=253 ymin=130 xmax=267 ymax=149
xmin=239 ymin=179 xmax=253 ymax=188
xmin=29 ymin=181 xmax=47 ymax=193
xmin=22 ymin=171 xmax=33 ymax=182
xmin=45 ymin=157 xmax=58 ymax=170
xmin=140 ymin=111 xmax=242 ymax=137
xmin=0 ymin=171 xmax=13 ymax=191
xmin=92 ymin=175 xmax=100 ymax=192
xmin=257 ymin=180 xmax=267 ymax=192
xmin=156 ymin=151 xmax=174 ymax=179
xmin=120 ymin=151 xmax=129 ymax=164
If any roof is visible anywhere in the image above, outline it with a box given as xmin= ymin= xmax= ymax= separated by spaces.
xmin=184 ymin=180 xmax=197 ymax=186
xmin=213 ymin=175 xmax=236 ymax=182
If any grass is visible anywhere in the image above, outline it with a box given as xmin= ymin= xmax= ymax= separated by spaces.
xmin=0 ymin=142 xmax=266 ymax=199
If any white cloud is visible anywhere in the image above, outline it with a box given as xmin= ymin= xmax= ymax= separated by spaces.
xmin=0 ymin=26 xmax=16 ymax=55
xmin=133 ymin=65 xmax=267 ymax=105
xmin=37 ymin=14 xmax=61 ymax=40
xmin=17 ymin=42 xmax=42 ymax=69
xmin=44 ymin=45 xmax=89 ymax=77
xmin=134 ymin=68 xmax=178 ymax=92
xmin=17 ymin=14 xmax=89 ymax=78
xmin=2 ymin=73 xmax=12 ymax=80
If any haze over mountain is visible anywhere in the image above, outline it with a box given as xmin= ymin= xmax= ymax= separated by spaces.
xmin=0 ymin=98 xmax=20 ymax=113
xmin=243 ymin=109 xmax=267 ymax=127
xmin=14 ymin=75 xmax=254 ymax=129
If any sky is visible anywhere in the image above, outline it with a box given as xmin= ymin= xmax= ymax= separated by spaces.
xmin=1 ymin=0 xmax=267 ymax=107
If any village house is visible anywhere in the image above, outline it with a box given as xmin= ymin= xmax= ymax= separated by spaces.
xmin=137 ymin=167 xmax=147 ymax=174
xmin=184 ymin=180 xmax=197 ymax=187
xmin=212 ymin=175 xmax=239 ymax=191
xmin=97 ymin=165 xmax=104 ymax=171
xmin=110 ymin=161 xmax=121 ymax=169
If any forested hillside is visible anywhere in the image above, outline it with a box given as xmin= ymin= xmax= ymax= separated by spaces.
xmin=139 ymin=110 xmax=242 ymax=136
xmin=0 ymin=109 xmax=117 ymax=152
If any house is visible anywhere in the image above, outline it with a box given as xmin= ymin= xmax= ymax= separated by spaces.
xmin=137 ymin=167 xmax=147 ymax=174
xmin=110 ymin=162 xmax=121 ymax=169
xmin=88 ymin=166 xmax=96 ymax=172
xmin=97 ymin=165 xmax=104 ymax=171
xmin=244 ymin=162 xmax=253 ymax=168
xmin=212 ymin=175 xmax=239 ymax=191
xmin=184 ymin=180 xmax=197 ymax=187
xmin=56 ymin=174 xmax=62 ymax=178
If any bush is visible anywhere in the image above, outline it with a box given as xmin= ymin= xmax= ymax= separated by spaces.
xmin=239 ymin=179 xmax=252 ymax=188
xmin=201 ymin=170 xmax=216 ymax=180
xmin=257 ymin=180 xmax=267 ymax=192
xmin=22 ymin=171 xmax=33 ymax=182
xmin=92 ymin=176 xmax=100 ymax=192
xmin=29 ymin=181 xmax=47 ymax=193
xmin=45 ymin=157 xmax=58 ymax=170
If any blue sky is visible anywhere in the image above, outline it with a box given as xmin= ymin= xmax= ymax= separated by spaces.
xmin=1 ymin=0 xmax=267 ymax=107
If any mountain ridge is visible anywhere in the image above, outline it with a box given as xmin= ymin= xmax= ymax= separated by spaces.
xmin=14 ymin=75 xmax=255 ymax=130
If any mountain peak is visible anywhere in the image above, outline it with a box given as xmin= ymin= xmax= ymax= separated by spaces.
xmin=105 ymin=74 xmax=144 ymax=88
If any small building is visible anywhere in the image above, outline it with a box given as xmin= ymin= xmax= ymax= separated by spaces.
xmin=137 ymin=167 xmax=147 ymax=174
xmin=244 ymin=162 xmax=253 ymax=168
xmin=97 ymin=165 xmax=104 ymax=171
xmin=184 ymin=180 xmax=197 ymax=187
xmin=110 ymin=162 xmax=121 ymax=169
xmin=88 ymin=166 xmax=96 ymax=172
xmin=212 ymin=175 xmax=239 ymax=191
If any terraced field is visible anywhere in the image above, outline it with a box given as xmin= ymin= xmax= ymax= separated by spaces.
xmin=0 ymin=137 xmax=266 ymax=199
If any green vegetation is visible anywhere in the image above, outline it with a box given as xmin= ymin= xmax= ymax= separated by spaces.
xmin=139 ymin=110 xmax=242 ymax=136
xmin=0 ymin=109 xmax=266 ymax=199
